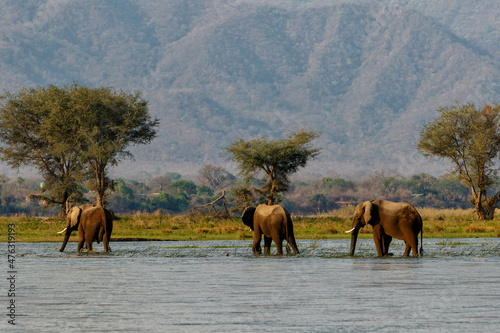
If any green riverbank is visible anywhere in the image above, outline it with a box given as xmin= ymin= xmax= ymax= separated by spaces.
xmin=2 ymin=207 xmax=500 ymax=243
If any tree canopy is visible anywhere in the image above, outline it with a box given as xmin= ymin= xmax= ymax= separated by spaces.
xmin=0 ymin=83 xmax=158 ymax=213
xmin=69 ymin=84 xmax=158 ymax=206
xmin=417 ymin=103 xmax=500 ymax=219
xmin=225 ymin=129 xmax=321 ymax=205
xmin=0 ymin=85 xmax=84 ymax=214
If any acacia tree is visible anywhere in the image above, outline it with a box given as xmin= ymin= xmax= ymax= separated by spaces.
xmin=0 ymin=85 xmax=84 ymax=215
xmin=0 ymin=83 xmax=159 ymax=212
xmin=70 ymin=84 xmax=159 ymax=207
xmin=225 ymin=129 xmax=321 ymax=205
xmin=418 ymin=103 xmax=500 ymax=219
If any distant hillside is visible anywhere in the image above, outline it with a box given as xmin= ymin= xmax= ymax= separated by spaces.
xmin=1 ymin=0 xmax=498 ymax=178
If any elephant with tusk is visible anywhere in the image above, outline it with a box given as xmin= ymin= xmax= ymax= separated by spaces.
xmin=59 ymin=204 xmax=113 ymax=253
xmin=346 ymin=200 xmax=423 ymax=257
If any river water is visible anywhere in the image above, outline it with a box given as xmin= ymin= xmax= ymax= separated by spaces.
xmin=2 ymin=238 xmax=499 ymax=332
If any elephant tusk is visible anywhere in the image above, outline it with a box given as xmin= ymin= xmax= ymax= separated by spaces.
xmin=57 ymin=228 xmax=67 ymax=234
xmin=345 ymin=227 xmax=356 ymax=234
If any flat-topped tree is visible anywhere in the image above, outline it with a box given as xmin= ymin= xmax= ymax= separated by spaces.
xmin=70 ymin=84 xmax=159 ymax=207
xmin=418 ymin=103 xmax=500 ymax=220
xmin=225 ymin=129 xmax=321 ymax=205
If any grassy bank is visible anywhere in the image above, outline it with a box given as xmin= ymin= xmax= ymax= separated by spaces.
xmin=1 ymin=207 xmax=500 ymax=243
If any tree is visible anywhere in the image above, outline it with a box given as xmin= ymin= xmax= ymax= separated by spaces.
xmin=403 ymin=173 xmax=436 ymax=196
xmin=168 ymin=179 xmax=197 ymax=199
xmin=69 ymin=83 xmax=159 ymax=207
xmin=197 ymin=164 xmax=233 ymax=192
xmin=0 ymin=83 xmax=159 ymax=211
xmin=0 ymin=85 xmax=84 ymax=215
xmin=225 ymin=129 xmax=321 ymax=205
xmin=150 ymin=175 xmax=172 ymax=192
xmin=418 ymin=103 xmax=500 ymax=219
xmin=307 ymin=193 xmax=328 ymax=212
xmin=229 ymin=185 xmax=257 ymax=214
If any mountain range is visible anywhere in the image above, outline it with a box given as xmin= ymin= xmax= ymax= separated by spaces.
xmin=1 ymin=0 xmax=499 ymax=179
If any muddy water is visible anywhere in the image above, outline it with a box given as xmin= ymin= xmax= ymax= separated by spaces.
xmin=2 ymin=238 xmax=499 ymax=332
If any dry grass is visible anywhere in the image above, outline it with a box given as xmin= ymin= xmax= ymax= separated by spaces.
xmin=1 ymin=206 xmax=499 ymax=243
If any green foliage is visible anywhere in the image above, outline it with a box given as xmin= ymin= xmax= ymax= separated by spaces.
xmin=0 ymin=84 xmax=85 ymax=215
xmin=0 ymin=169 xmax=476 ymax=216
xmin=147 ymin=192 xmax=189 ymax=213
xmin=418 ymin=103 xmax=500 ymax=219
xmin=307 ymin=193 xmax=329 ymax=212
xmin=225 ymin=129 xmax=321 ymax=204
xmin=114 ymin=179 xmax=135 ymax=200
xmin=69 ymin=83 xmax=159 ymax=206
xmin=0 ymin=83 xmax=159 ymax=211
xmin=165 ymin=172 xmax=182 ymax=181
xmin=320 ymin=177 xmax=356 ymax=192
xmin=197 ymin=185 xmax=214 ymax=197
xmin=169 ymin=179 xmax=197 ymax=198
xmin=404 ymin=173 xmax=436 ymax=196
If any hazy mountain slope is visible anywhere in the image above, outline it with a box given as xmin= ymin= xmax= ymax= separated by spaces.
xmin=0 ymin=1 xmax=498 ymax=177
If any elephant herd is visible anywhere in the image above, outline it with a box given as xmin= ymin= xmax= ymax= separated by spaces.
xmin=59 ymin=199 xmax=423 ymax=257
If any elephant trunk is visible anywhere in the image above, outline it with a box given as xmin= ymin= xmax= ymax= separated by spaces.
xmin=349 ymin=229 xmax=359 ymax=256
xmin=59 ymin=230 xmax=71 ymax=252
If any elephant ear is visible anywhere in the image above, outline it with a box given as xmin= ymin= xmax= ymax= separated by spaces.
xmin=69 ymin=207 xmax=83 ymax=229
xmin=363 ymin=201 xmax=373 ymax=224
xmin=241 ymin=207 xmax=256 ymax=231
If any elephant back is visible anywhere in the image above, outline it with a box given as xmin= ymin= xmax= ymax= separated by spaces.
xmin=81 ymin=206 xmax=107 ymax=223
xmin=255 ymin=204 xmax=285 ymax=217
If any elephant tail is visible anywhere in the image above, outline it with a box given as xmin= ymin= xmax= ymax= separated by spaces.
xmin=419 ymin=214 xmax=424 ymax=256
xmin=419 ymin=228 xmax=424 ymax=256
xmin=285 ymin=223 xmax=291 ymax=254
xmin=285 ymin=212 xmax=293 ymax=254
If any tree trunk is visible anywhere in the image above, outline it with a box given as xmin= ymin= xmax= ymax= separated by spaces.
xmin=473 ymin=191 xmax=500 ymax=220
xmin=484 ymin=193 xmax=500 ymax=220
xmin=59 ymin=190 xmax=69 ymax=217
xmin=267 ymin=172 xmax=277 ymax=205
xmin=95 ymin=165 xmax=105 ymax=207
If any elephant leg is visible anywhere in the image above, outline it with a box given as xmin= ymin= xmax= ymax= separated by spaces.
xmin=106 ymin=220 xmax=113 ymax=252
xmin=274 ymin=238 xmax=283 ymax=255
xmin=85 ymin=235 xmax=94 ymax=253
xmin=404 ymin=242 xmax=411 ymax=256
xmin=383 ymin=235 xmax=392 ymax=256
xmin=263 ymin=235 xmax=272 ymax=255
xmin=77 ymin=233 xmax=85 ymax=252
xmin=102 ymin=225 xmax=110 ymax=253
xmin=405 ymin=233 xmax=419 ymax=257
xmin=287 ymin=236 xmax=300 ymax=254
xmin=372 ymin=225 xmax=384 ymax=257
xmin=86 ymin=241 xmax=93 ymax=253
xmin=252 ymin=230 xmax=262 ymax=254
xmin=103 ymin=235 xmax=109 ymax=253
xmin=270 ymin=230 xmax=283 ymax=255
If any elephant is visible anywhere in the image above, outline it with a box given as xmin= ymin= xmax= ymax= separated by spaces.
xmin=242 ymin=204 xmax=299 ymax=255
xmin=345 ymin=200 xmax=423 ymax=257
xmin=58 ymin=205 xmax=113 ymax=253
xmin=58 ymin=204 xmax=95 ymax=252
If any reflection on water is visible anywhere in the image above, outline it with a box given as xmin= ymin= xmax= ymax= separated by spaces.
xmin=2 ymin=239 xmax=499 ymax=332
